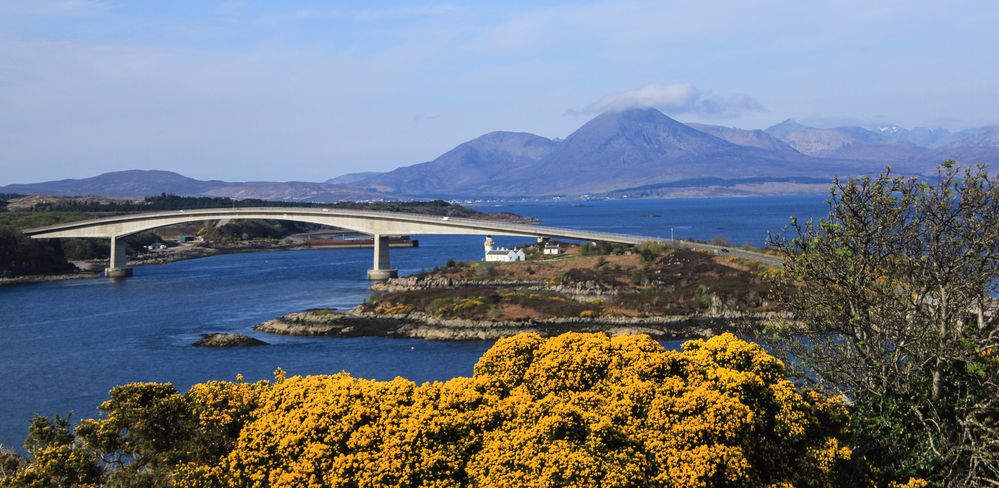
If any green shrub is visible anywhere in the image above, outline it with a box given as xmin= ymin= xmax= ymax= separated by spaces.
xmin=429 ymin=298 xmax=456 ymax=315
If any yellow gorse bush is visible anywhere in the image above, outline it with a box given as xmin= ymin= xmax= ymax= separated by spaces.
xmin=2 ymin=333 xmax=857 ymax=487
xmin=215 ymin=332 xmax=853 ymax=487
xmin=375 ymin=303 xmax=416 ymax=315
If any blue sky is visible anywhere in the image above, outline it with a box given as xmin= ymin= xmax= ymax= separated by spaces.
xmin=1 ymin=0 xmax=997 ymax=183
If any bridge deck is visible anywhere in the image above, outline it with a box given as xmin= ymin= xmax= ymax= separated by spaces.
xmin=24 ymin=207 xmax=782 ymax=266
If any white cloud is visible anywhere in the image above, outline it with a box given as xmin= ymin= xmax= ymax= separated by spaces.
xmin=573 ymin=83 xmax=765 ymax=117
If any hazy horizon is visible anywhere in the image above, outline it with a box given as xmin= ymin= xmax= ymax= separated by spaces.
xmin=2 ymin=1 xmax=997 ymax=184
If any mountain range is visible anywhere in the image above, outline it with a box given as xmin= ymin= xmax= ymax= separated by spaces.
xmin=349 ymin=108 xmax=996 ymax=198
xmin=3 ymin=108 xmax=997 ymax=201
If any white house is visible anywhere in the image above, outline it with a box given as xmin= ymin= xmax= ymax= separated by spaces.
xmin=486 ymin=248 xmax=526 ymax=262
xmin=145 ymin=242 xmax=168 ymax=251
xmin=483 ymin=236 xmax=526 ymax=262
xmin=543 ymin=242 xmax=563 ymax=255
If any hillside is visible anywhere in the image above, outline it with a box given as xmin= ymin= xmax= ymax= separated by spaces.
xmin=686 ymin=123 xmax=801 ymax=155
xmin=0 ymin=170 xmax=222 ymax=198
xmin=358 ymin=131 xmax=556 ymax=195
xmin=0 ymin=170 xmax=392 ymax=202
xmin=325 ymin=171 xmax=384 ymax=185
xmin=763 ymin=120 xmax=926 ymax=166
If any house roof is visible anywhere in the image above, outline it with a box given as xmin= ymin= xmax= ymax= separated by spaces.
xmin=486 ymin=249 xmax=523 ymax=256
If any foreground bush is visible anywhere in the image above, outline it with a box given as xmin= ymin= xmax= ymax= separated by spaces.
xmin=2 ymin=333 xmax=861 ymax=487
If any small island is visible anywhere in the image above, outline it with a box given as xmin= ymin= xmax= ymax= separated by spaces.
xmin=253 ymin=241 xmax=782 ymax=340
xmin=192 ymin=333 xmax=268 ymax=347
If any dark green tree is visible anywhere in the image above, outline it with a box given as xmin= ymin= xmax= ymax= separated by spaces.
xmin=0 ymin=226 xmax=75 ymax=277
xmin=75 ymin=383 xmax=194 ymax=485
xmin=0 ymin=449 xmax=25 ymax=482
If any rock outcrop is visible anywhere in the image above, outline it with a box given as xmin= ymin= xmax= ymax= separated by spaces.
xmin=253 ymin=308 xmax=777 ymax=341
xmin=192 ymin=333 xmax=268 ymax=347
xmin=370 ymin=275 xmax=614 ymax=300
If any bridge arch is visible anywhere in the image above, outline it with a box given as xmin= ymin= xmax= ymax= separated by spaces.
xmin=21 ymin=207 xmax=559 ymax=280
xmin=24 ymin=206 xmax=770 ymax=279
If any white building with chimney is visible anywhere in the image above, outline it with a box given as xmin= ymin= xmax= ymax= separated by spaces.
xmin=483 ymin=236 xmax=526 ymax=262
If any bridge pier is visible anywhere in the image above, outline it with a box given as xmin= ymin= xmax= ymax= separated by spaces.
xmin=366 ymin=234 xmax=397 ymax=280
xmin=105 ymin=236 xmax=133 ymax=278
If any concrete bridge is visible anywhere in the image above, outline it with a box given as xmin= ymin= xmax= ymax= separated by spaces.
xmin=24 ymin=207 xmax=781 ymax=279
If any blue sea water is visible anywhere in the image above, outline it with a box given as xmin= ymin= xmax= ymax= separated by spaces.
xmin=0 ymin=196 xmax=828 ymax=449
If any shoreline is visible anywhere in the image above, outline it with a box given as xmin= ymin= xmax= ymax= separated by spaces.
xmin=252 ymin=308 xmax=775 ymax=341
xmin=0 ymin=243 xmax=313 ymax=287
xmin=0 ymin=272 xmax=102 ymax=287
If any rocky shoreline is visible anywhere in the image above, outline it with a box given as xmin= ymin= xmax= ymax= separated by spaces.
xmin=253 ymin=308 xmax=776 ymax=341
xmin=0 ymin=271 xmax=101 ymax=287
xmin=371 ymin=275 xmax=620 ymax=301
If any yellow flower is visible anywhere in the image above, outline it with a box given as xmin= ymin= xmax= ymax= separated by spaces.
xmin=215 ymin=332 xmax=854 ymax=487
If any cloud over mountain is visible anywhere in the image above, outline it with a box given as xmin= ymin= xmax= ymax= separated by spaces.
xmin=572 ymin=83 xmax=765 ymax=118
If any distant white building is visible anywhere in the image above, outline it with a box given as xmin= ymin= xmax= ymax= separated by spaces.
xmin=483 ymin=236 xmax=526 ymax=262
xmin=486 ymin=248 xmax=526 ymax=262
xmin=543 ymin=242 xmax=563 ymax=255
xmin=145 ymin=242 xmax=167 ymax=251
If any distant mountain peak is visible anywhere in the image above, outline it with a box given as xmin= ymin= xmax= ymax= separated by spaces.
xmin=592 ymin=107 xmax=687 ymax=126
xmin=447 ymin=131 xmax=554 ymax=161
xmin=764 ymin=119 xmax=813 ymax=138
xmin=356 ymin=130 xmax=557 ymax=195
xmin=560 ymin=107 xmax=730 ymax=151
xmin=688 ymin=123 xmax=801 ymax=155
xmin=462 ymin=130 xmax=553 ymax=148
xmin=770 ymin=118 xmax=808 ymax=128
xmin=607 ymin=106 xmax=672 ymax=117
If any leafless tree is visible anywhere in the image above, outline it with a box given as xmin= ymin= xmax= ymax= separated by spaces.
xmin=769 ymin=163 xmax=998 ymax=486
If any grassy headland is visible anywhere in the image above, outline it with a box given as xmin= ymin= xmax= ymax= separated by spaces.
xmin=254 ymin=241 xmax=782 ymax=340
